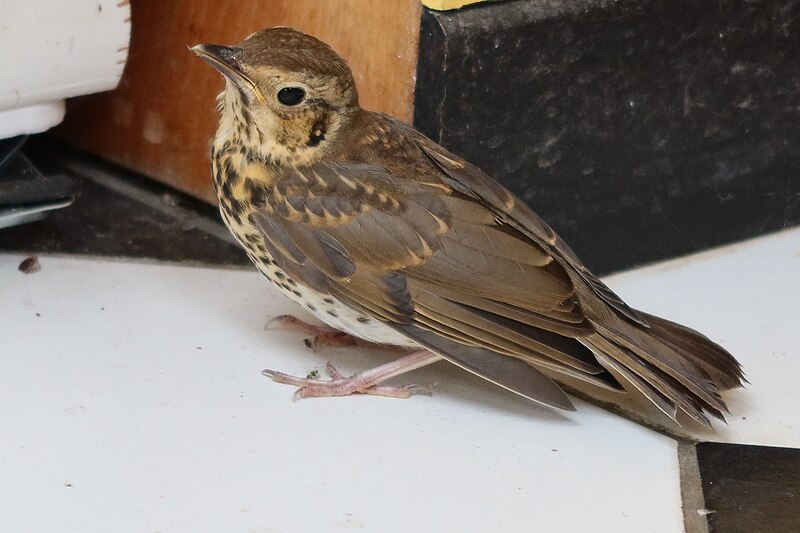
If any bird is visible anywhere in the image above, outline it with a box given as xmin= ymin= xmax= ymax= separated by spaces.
xmin=191 ymin=27 xmax=744 ymax=428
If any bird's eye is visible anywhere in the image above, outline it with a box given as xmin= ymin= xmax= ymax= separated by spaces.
xmin=277 ymin=87 xmax=306 ymax=106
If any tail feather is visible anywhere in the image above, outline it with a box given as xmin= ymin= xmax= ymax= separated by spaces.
xmin=585 ymin=334 xmax=713 ymax=427
xmin=595 ymin=323 xmax=729 ymax=413
xmin=582 ymin=312 xmax=744 ymax=426
xmin=590 ymin=348 xmax=679 ymax=420
xmin=639 ymin=312 xmax=746 ymax=390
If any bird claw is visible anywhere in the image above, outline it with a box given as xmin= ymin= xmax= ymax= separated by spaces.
xmin=262 ymin=362 xmax=431 ymax=400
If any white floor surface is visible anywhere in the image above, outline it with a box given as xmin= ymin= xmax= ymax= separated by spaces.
xmin=2 ymin=226 xmax=798 ymax=532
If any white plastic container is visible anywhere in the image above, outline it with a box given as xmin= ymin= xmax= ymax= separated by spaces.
xmin=0 ymin=0 xmax=130 ymax=138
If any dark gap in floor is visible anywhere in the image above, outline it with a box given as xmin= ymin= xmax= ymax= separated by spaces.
xmin=696 ymin=442 xmax=800 ymax=533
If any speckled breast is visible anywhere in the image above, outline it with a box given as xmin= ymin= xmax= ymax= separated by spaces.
xmin=211 ymin=149 xmax=419 ymax=349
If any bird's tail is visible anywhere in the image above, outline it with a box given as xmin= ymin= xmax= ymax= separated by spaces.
xmin=583 ymin=312 xmax=745 ymax=428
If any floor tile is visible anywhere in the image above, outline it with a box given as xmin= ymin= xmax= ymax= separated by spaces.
xmin=605 ymin=227 xmax=800 ymax=447
xmin=696 ymin=442 xmax=800 ymax=533
xmin=0 ymin=253 xmax=683 ymax=533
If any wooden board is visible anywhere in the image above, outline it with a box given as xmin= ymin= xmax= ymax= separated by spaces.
xmin=56 ymin=0 xmax=422 ymax=203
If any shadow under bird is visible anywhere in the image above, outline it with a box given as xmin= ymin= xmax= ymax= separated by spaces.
xmin=191 ymin=27 xmax=745 ymax=429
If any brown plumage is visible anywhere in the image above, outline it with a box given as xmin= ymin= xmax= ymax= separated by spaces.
xmin=192 ymin=28 xmax=745 ymax=428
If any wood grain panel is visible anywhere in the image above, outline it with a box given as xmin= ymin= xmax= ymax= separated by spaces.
xmin=56 ymin=0 xmax=422 ymax=203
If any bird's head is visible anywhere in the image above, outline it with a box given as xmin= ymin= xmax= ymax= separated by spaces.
xmin=192 ymin=27 xmax=359 ymax=164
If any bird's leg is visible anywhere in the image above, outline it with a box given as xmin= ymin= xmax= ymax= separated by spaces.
xmin=262 ymin=350 xmax=442 ymax=400
xmin=265 ymin=314 xmax=407 ymax=352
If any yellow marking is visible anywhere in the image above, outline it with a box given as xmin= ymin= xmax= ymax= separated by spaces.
xmin=404 ymin=248 xmax=425 ymax=266
xmin=337 ymin=173 xmax=358 ymax=189
xmin=430 ymin=212 xmax=450 ymax=235
xmin=417 ymin=234 xmax=434 ymax=258
xmin=421 ymin=0 xmax=487 ymax=10
xmin=292 ymin=169 xmax=310 ymax=184
xmin=284 ymin=199 xmax=303 ymax=220
xmin=420 ymin=182 xmax=454 ymax=193
xmin=434 ymin=151 xmax=465 ymax=169
xmin=321 ymin=206 xmax=338 ymax=225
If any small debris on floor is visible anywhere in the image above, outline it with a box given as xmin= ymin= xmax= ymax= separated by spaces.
xmin=306 ymin=369 xmax=320 ymax=379
xmin=697 ymin=508 xmax=716 ymax=516
xmin=161 ymin=192 xmax=178 ymax=207
xmin=18 ymin=255 xmax=41 ymax=274
xmin=303 ymin=338 xmax=313 ymax=348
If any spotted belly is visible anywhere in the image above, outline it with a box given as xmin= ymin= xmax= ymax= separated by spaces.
xmin=220 ymin=208 xmax=419 ymax=348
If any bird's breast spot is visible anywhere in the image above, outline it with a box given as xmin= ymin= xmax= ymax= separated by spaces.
xmin=250 ymin=262 xmax=418 ymax=347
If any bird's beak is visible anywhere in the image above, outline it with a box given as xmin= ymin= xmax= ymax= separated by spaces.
xmin=190 ymin=44 xmax=266 ymax=104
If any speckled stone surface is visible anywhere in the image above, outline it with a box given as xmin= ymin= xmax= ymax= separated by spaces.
xmin=697 ymin=443 xmax=800 ymax=533
xmin=415 ymin=0 xmax=800 ymax=274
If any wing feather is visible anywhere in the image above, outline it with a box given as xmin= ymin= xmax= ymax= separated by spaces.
xmin=247 ymin=113 xmax=743 ymax=424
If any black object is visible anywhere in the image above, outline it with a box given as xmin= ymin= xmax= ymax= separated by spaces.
xmin=0 ymin=139 xmax=250 ymax=265
xmin=696 ymin=442 xmax=800 ymax=533
xmin=278 ymin=87 xmax=306 ymax=106
xmin=0 ymin=136 xmax=74 ymax=228
xmin=415 ymin=0 xmax=800 ymax=275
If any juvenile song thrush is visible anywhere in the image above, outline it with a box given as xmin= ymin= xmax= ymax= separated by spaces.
xmin=192 ymin=28 xmax=744 ymax=427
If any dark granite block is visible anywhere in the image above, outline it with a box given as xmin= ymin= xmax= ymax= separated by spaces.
xmin=415 ymin=0 xmax=800 ymax=274
xmin=696 ymin=442 xmax=800 ymax=533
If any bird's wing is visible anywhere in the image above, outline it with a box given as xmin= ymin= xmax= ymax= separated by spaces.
xmin=390 ymin=118 xmax=647 ymax=327
xmin=253 ymin=117 xmax=743 ymax=426
xmin=383 ymin=118 xmax=741 ymax=426
xmin=253 ymin=160 xmax=624 ymax=411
